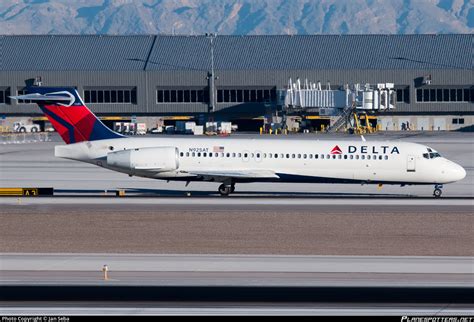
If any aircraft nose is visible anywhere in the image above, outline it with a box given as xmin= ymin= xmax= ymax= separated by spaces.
xmin=449 ymin=163 xmax=466 ymax=182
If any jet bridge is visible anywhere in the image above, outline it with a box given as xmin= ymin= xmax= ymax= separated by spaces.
xmin=278 ymin=79 xmax=396 ymax=133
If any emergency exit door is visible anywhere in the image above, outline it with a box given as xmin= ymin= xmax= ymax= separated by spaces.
xmin=407 ymin=155 xmax=416 ymax=172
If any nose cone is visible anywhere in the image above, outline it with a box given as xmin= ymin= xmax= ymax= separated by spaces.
xmin=448 ymin=163 xmax=466 ymax=182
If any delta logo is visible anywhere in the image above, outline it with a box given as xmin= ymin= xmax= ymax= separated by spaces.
xmin=330 ymin=145 xmax=343 ymax=154
xmin=330 ymin=145 xmax=401 ymax=154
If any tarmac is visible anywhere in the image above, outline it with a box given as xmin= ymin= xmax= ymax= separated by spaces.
xmin=1 ymin=254 xmax=473 ymax=315
xmin=1 ymin=254 xmax=472 ymax=287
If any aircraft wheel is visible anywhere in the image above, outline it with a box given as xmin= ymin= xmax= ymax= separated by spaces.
xmin=218 ymin=184 xmax=231 ymax=196
xmin=433 ymin=188 xmax=442 ymax=198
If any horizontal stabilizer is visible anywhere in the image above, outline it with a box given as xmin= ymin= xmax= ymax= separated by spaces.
xmin=10 ymin=91 xmax=75 ymax=106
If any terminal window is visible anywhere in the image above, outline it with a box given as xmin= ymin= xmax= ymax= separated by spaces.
xmin=452 ymin=118 xmax=465 ymax=124
xmin=395 ymin=87 xmax=410 ymax=103
xmin=84 ymin=88 xmax=137 ymax=104
xmin=0 ymin=88 xmax=10 ymax=104
xmin=16 ymin=89 xmax=34 ymax=104
xmin=416 ymin=88 xmax=473 ymax=103
xmin=156 ymin=89 xmax=208 ymax=103
xmin=217 ymin=88 xmax=276 ymax=103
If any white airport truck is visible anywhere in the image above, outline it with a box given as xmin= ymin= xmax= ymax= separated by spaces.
xmin=13 ymin=122 xmax=41 ymax=133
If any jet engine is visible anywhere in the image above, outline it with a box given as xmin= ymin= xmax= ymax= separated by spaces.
xmin=107 ymin=146 xmax=179 ymax=172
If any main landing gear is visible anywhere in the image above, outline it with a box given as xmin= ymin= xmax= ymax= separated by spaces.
xmin=433 ymin=184 xmax=443 ymax=198
xmin=218 ymin=183 xmax=235 ymax=196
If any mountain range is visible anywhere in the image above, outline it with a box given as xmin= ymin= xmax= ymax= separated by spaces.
xmin=1 ymin=0 xmax=473 ymax=35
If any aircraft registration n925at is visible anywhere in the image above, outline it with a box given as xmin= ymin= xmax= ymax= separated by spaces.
xmin=11 ymin=87 xmax=466 ymax=198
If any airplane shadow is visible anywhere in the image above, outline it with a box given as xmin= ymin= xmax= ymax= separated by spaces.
xmin=54 ymin=188 xmax=411 ymax=198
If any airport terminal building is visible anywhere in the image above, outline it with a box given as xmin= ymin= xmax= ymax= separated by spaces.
xmin=0 ymin=34 xmax=472 ymax=131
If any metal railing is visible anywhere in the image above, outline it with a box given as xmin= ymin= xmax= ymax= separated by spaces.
xmin=0 ymin=132 xmax=51 ymax=144
xmin=326 ymin=104 xmax=356 ymax=133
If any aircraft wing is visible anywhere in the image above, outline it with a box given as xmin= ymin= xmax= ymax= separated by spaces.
xmin=188 ymin=169 xmax=280 ymax=181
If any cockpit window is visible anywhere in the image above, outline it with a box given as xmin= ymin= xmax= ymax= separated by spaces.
xmin=423 ymin=151 xmax=441 ymax=159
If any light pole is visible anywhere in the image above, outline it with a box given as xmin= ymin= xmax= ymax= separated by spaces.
xmin=206 ymin=33 xmax=217 ymax=113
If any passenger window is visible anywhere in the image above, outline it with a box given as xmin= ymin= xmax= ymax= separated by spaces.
xmin=379 ymin=155 xmax=382 ymax=160
xmin=315 ymin=154 xmax=318 ymax=159
xmin=337 ymin=155 xmax=341 ymax=159
xmin=269 ymin=153 xmax=272 ymax=158
xmin=203 ymin=153 xmax=207 ymax=157
xmin=232 ymin=153 xmax=236 ymax=157
xmin=180 ymin=152 xmax=184 ymax=157
xmin=292 ymin=154 xmax=295 ymax=158
xmin=350 ymin=155 xmax=353 ymax=159
xmin=304 ymin=154 xmax=307 ymax=159
xmin=332 ymin=155 xmax=336 ymax=159
xmin=361 ymin=155 xmax=365 ymax=160
xmin=215 ymin=153 xmax=218 ymax=157
xmin=186 ymin=152 xmax=190 ymax=157
xmin=226 ymin=153 xmax=230 ymax=157
xmin=280 ymin=153 xmax=284 ymax=158
xmin=355 ymin=155 xmax=359 ymax=160
xmin=251 ymin=153 xmax=255 ymax=158
xmin=197 ymin=153 xmax=201 ymax=157
xmin=220 ymin=153 xmax=224 ymax=157
xmin=298 ymin=154 xmax=301 ymax=158
xmin=257 ymin=153 xmax=261 ymax=158
xmin=286 ymin=154 xmax=290 ymax=158
xmin=326 ymin=154 xmax=330 ymax=159
xmin=309 ymin=154 xmax=313 ymax=159
xmin=274 ymin=154 xmax=278 ymax=159
xmin=209 ymin=153 xmax=212 ymax=157
xmin=192 ymin=152 xmax=196 ymax=157
xmin=238 ymin=153 xmax=242 ymax=158
xmin=367 ymin=155 xmax=371 ymax=160
xmin=321 ymin=155 xmax=325 ymax=159
xmin=244 ymin=153 xmax=248 ymax=158
xmin=263 ymin=153 xmax=267 ymax=158
xmin=384 ymin=155 xmax=388 ymax=160
xmin=344 ymin=155 xmax=347 ymax=159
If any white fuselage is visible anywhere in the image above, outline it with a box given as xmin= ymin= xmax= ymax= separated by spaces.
xmin=55 ymin=137 xmax=466 ymax=185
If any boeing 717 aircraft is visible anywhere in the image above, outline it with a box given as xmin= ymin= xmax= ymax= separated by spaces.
xmin=12 ymin=87 xmax=466 ymax=197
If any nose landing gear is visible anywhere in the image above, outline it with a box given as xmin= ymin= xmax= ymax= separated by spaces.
xmin=433 ymin=184 xmax=443 ymax=198
xmin=218 ymin=183 xmax=235 ymax=196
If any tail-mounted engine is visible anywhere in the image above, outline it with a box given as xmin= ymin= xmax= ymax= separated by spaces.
xmin=107 ymin=146 xmax=179 ymax=172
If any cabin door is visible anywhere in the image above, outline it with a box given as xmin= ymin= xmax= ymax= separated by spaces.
xmin=407 ymin=155 xmax=416 ymax=172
